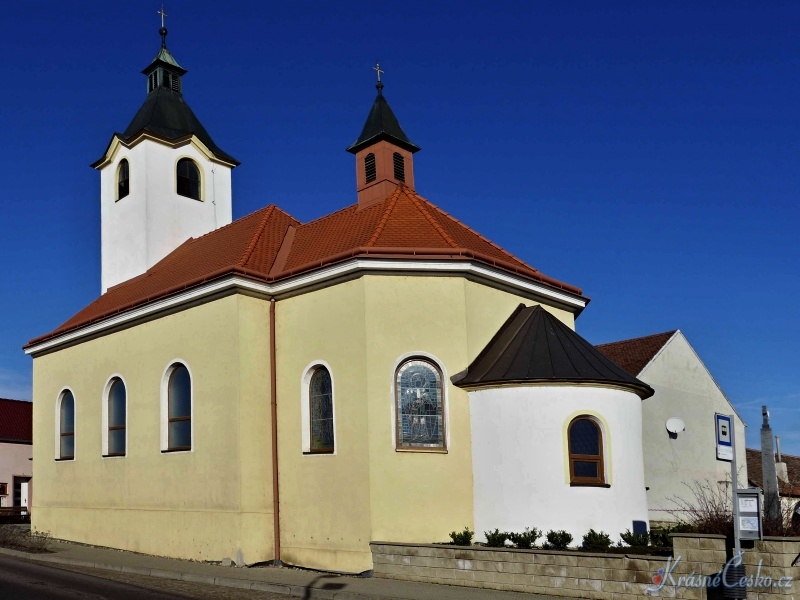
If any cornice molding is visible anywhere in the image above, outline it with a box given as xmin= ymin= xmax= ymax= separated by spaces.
xmin=25 ymin=258 xmax=587 ymax=357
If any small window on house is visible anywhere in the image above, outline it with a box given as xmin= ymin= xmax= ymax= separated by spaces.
xmin=117 ymin=159 xmax=130 ymax=200
xmin=393 ymin=152 xmax=405 ymax=182
xmin=364 ymin=153 xmax=376 ymax=183
xmin=167 ymin=364 xmax=192 ymax=451
xmin=568 ymin=417 xmax=605 ymax=485
xmin=176 ymin=158 xmax=201 ymax=200
xmin=395 ymin=358 xmax=445 ymax=450
xmin=309 ymin=367 xmax=334 ymax=453
xmin=106 ymin=378 xmax=126 ymax=457
xmin=59 ymin=390 xmax=75 ymax=460
xmin=0 ymin=483 xmax=7 ymax=496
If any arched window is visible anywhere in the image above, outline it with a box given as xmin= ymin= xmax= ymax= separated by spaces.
xmin=395 ymin=358 xmax=445 ymax=450
xmin=58 ymin=391 xmax=75 ymax=460
xmin=167 ymin=364 xmax=192 ymax=451
xmin=568 ymin=417 xmax=605 ymax=485
xmin=309 ymin=367 xmax=334 ymax=453
xmin=106 ymin=378 xmax=126 ymax=457
xmin=117 ymin=159 xmax=130 ymax=200
xmin=392 ymin=152 xmax=405 ymax=182
xmin=364 ymin=153 xmax=377 ymax=183
xmin=176 ymin=158 xmax=201 ymax=200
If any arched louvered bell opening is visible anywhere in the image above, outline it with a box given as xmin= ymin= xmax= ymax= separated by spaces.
xmin=393 ymin=152 xmax=405 ymax=183
xmin=364 ymin=153 xmax=377 ymax=183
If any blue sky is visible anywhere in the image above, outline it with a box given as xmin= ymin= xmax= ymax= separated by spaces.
xmin=2 ymin=2 xmax=798 ymax=453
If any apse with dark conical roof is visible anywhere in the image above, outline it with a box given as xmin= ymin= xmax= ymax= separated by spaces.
xmin=348 ymin=65 xmax=420 ymax=207
xmin=453 ymin=304 xmax=654 ymax=399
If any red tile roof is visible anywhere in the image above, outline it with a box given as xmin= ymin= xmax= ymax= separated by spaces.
xmin=27 ymin=186 xmax=584 ymax=348
xmin=595 ymin=330 xmax=677 ymax=376
xmin=0 ymin=398 xmax=33 ymax=444
xmin=746 ymin=448 xmax=800 ymax=498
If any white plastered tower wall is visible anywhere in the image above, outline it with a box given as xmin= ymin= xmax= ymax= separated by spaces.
xmin=469 ymin=385 xmax=649 ymax=544
xmin=99 ymin=137 xmax=233 ymax=293
xmin=636 ymin=331 xmax=747 ymax=524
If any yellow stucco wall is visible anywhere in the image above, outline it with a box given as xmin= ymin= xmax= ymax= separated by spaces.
xmin=274 ymin=275 xmax=573 ymax=572
xmin=31 ymin=273 xmax=575 ymax=572
xmin=31 ymin=295 xmax=275 ymax=563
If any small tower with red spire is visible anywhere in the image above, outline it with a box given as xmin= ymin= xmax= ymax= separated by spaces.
xmin=347 ymin=64 xmax=420 ymax=207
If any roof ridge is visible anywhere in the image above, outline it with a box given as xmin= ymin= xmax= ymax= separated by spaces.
xmin=410 ymin=190 xmax=536 ymax=270
xmin=365 ymin=187 xmax=402 ymax=247
xmin=300 ymin=201 xmax=360 ymax=227
xmin=237 ymin=205 xmax=276 ymax=268
xmin=404 ymin=188 xmax=459 ymax=249
xmin=596 ymin=330 xmax=678 ymax=349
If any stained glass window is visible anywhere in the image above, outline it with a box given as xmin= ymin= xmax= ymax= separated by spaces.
xmin=309 ymin=367 xmax=334 ymax=452
xmin=396 ymin=359 xmax=445 ymax=449
xmin=107 ymin=378 xmax=126 ymax=456
xmin=568 ymin=417 xmax=604 ymax=485
xmin=168 ymin=365 xmax=191 ymax=451
xmin=59 ymin=390 xmax=75 ymax=460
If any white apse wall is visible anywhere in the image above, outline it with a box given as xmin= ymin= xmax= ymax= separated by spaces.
xmin=469 ymin=385 xmax=648 ymax=544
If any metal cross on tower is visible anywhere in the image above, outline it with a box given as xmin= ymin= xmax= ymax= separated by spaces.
xmin=158 ymin=5 xmax=168 ymax=28
xmin=373 ymin=61 xmax=384 ymax=84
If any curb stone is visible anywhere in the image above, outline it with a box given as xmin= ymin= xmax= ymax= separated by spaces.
xmin=0 ymin=546 xmax=381 ymax=599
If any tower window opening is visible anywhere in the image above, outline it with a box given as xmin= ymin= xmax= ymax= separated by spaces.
xmin=117 ymin=159 xmax=130 ymax=200
xmin=170 ymin=74 xmax=181 ymax=92
xmin=177 ymin=158 xmax=201 ymax=200
xmin=148 ymin=72 xmax=157 ymax=93
xmin=393 ymin=152 xmax=405 ymax=182
xmin=364 ymin=153 xmax=376 ymax=183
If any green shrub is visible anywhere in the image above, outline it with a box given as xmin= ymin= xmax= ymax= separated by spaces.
xmin=581 ymin=529 xmax=612 ymax=552
xmin=508 ymin=527 xmax=542 ymax=549
xmin=449 ymin=527 xmax=474 ymax=546
xmin=484 ymin=529 xmax=510 ymax=547
xmin=620 ymin=528 xmax=649 ymax=548
xmin=544 ymin=530 xmax=573 ymax=550
xmin=649 ymin=523 xmax=695 ymax=547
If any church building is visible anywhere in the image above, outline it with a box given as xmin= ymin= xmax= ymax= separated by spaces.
xmin=25 ymin=28 xmax=654 ymax=572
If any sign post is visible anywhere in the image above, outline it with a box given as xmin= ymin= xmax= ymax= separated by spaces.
xmin=716 ymin=413 xmax=749 ymax=598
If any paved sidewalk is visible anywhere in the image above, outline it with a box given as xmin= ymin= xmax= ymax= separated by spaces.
xmin=0 ymin=539 xmax=558 ymax=600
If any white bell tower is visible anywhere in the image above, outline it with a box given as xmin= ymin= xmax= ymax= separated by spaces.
xmin=92 ymin=24 xmax=238 ymax=293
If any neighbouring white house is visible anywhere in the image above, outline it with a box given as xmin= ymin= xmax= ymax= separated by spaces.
xmin=596 ymin=330 xmax=747 ymax=526
xmin=0 ymin=398 xmax=33 ymax=513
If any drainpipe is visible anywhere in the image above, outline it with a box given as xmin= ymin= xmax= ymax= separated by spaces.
xmin=270 ymin=298 xmax=281 ymax=565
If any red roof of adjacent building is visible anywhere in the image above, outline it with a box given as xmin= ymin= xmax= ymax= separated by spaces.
xmin=595 ymin=330 xmax=677 ymax=376
xmin=0 ymin=398 xmax=33 ymax=444
xmin=746 ymin=448 xmax=800 ymax=498
xmin=27 ymin=186 xmax=584 ymax=348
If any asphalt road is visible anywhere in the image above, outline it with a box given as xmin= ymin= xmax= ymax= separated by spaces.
xmin=0 ymin=555 xmax=192 ymax=600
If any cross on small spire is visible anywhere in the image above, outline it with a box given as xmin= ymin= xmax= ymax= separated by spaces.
xmin=158 ymin=5 xmax=168 ymax=28
xmin=373 ymin=61 xmax=384 ymax=84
